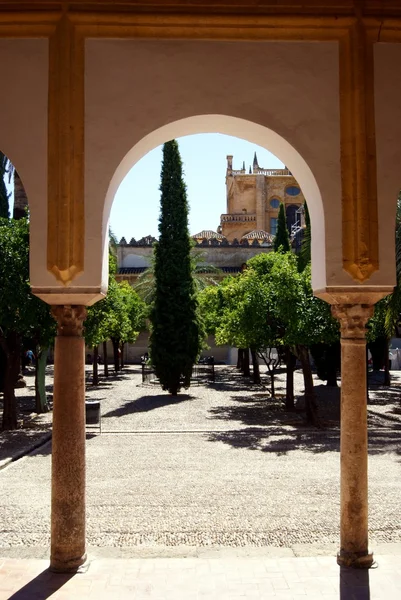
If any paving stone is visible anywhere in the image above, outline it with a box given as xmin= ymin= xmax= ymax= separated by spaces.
xmin=0 ymin=556 xmax=400 ymax=599
xmin=1 ymin=366 xmax=401 ymax=553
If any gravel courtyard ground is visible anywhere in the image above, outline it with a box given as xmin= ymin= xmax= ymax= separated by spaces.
xmin=0 ymin=365 xmax=401 ymax=557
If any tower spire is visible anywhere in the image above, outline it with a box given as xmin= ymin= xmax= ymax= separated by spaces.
xmin=253 ymin=151 xmax=259 ymax=172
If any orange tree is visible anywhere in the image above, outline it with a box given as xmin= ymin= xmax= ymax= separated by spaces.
xmin=0 ymin=218 xmax=55 ymax=429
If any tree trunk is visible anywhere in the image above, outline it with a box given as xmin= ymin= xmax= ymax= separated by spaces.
xmin=285 ymin=346 xmax=296 ymax=411
xmin=103 ymin=341 xmax=109 ymax=378
xmin=237 ymin=348 xmax=243 ymax=370
xmin=111 ymin=338 xmax=120 ymax=373
xmin=250 ymin=348 xmax=261 ymax=384
xmin=242 ymin=348 xmax=250 ymax=377
xmin=1 ymin=331 xmax=21 ymax=430
xmin=297 ymin=344 xmax=319 ymax=427
xmin=35 ymin=348 xmax=49 ymax=413
xmin=384 ymin=338 xmax=391 ymax=386
xmin=269 ymin=365 xmax=275 ymax=397
xmin=326 ymin=343 xmax=338 ymax=387
xmin=93 ymin=346 xmax=99 ymax=385
xmin=120 ymin=343 xmax=125 ymax=369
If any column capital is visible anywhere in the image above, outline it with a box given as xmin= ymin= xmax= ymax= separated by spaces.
xmin=51 ymin=305 xmax=87 ymax=336
xmin=331 ymin=303 xmax=373 ymax=339
xmin=314 ymin=286 xmax=393 ymax=307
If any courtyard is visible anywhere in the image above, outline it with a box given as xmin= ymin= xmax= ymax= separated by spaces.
xmin=1 ymin=366 xmax=401 ymax=597
xmin=1 ymin=366 xmax=401 ymax=556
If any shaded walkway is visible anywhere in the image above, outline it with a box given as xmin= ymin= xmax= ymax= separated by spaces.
xmin=1 ymin=552 xmax=401 ymax=599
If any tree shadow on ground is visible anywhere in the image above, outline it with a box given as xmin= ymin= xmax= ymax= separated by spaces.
xmin=208 ymin=396 xmax=303 ymax=427
xmin=85 ymin=381 xmax=115 ymax=391
xmin=85 ymin=372 xmax=131 ymax=385
xmin=367 ymin=383 xmax=401 ymax=426
xmin=207 ymin=384 xmax=341 ymax=429
xmin=210 ymin=367 xmax=273 ymax=393
xmin=102 ymin=393 xmax=195 ymax=418
xmin=207 ymin=426 xmax=340 ymax=454
xmin=207 ymin=425 xmax=401 ymax=456
xmin=0 ymin=429 xmax=51 ymax=462
xmin=368 ymin=385 xmax=401 ymax=406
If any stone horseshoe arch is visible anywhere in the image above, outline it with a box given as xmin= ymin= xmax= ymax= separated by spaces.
xmin=102 ymin=115 xmax=326 ymax=291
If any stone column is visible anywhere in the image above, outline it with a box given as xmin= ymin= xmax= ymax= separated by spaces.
xmin=331 ymin=303 xmax=374 ymax=568
xmin=50 ymin=305 xmax=87 ymax=572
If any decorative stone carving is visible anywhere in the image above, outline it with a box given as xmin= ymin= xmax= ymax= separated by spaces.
xmin=331 ymin=303 xmax=374 ymax=339
xmin=52 ymin=305 xmax=87 ymax=336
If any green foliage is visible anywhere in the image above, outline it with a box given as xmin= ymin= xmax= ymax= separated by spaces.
xmin=273 ymin=203 xmax=290 ymax=253
xmin=199 ymin=252 xmax=339 ymax=354
xmin=85 ymin=279 xmax=145 ymax=348
xmin=109 ymin=228 xmax=118 ymax=275
xmin=0 ymin=218 xmax=55 ymax=343
xmin=0 ymin=152 xmax=10 ymax=219
xmin=135 ymin=247 xmax=221 ymax=307
xmin=0 ymin=218 xmax=56 ymax=428
xmin=298 ymin=202 xmax=311 ymax=271
xmin=214 ymin=271 xmax=273 ymax=350
xmin=150 ymin=140 xmax=204 ymax=394
xmin=85 ymin=226 xmax=146 ymax=349
xmin=380 ymin=193 xmax=401 ymax=338
xmin=198 ymin=285 xmax=224 ymax=336
xmin=367 ymin=297 xmax=388 ymax=344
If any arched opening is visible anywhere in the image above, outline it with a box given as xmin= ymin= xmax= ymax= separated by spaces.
xmin=102 ymin=115 xmax=326 ymax=291
xmin=0 ymin=150 xmax=29 ymax=220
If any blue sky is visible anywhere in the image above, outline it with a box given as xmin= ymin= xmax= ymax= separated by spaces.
xmin=110 ymin=133 xmax=284 ymax=242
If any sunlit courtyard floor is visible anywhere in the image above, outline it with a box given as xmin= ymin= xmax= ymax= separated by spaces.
xmin=0 ymin=366 xmax=401 ymax=557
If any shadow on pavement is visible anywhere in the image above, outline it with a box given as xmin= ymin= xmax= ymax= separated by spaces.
xmin=208 ymin=425 xmax=401 ymax=456
xmin=8 ymin=568 xmax=75 ymax=599
xmin=340 ymin=566 xmax=370 ymax=599
xmin=103 ymin=393 xmax=195 ymax=418
xmin=208 ymin=396 xmax=303 ymax=427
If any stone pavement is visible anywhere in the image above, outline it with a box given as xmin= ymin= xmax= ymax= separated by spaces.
xmin=1 ymin=553 xmax=401 ymax=599
xmin=1 ymin=367 xmax=401 ymax=551
xmin=1 ymin=366 xmax=401 ymax=597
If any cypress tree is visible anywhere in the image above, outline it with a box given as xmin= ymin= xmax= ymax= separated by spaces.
xmin=273 ymin=203 xmax=291 ymax=253
xmin=150 ymin=140 xmax=203 ymax=395
xmin=298 ymin=202 xmax=311 ymax=271
xmin=0 ymin=152 xmax=10 ymax=219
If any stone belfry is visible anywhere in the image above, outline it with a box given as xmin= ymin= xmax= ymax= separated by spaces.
xmin=220 ymin=153 xmax=305 ymax=243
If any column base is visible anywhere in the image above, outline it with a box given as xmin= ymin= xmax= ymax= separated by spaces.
xmin=49 ymin=553 xmax=88 ymax=574
xmin=337 ymin=550 xmax=374 ymax=569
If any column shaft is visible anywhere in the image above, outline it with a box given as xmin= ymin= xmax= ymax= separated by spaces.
xmin=332 ymin=303 xmax=374 ymax=568
xmin=50 ymin=305 xmax=87 ymax=572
